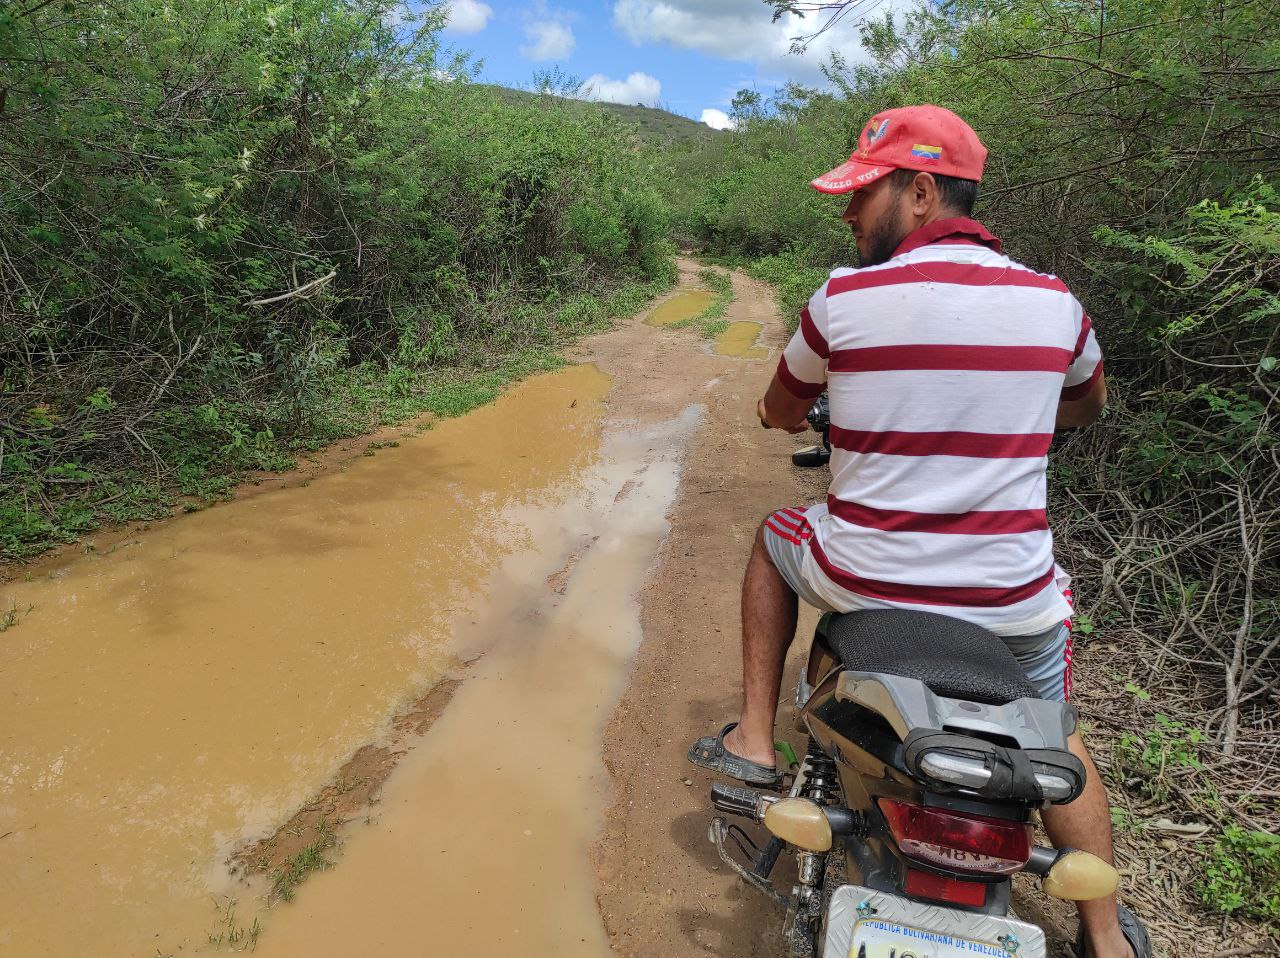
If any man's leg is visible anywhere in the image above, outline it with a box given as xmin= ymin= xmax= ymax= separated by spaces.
xmin=1041 ymin=732 xmax=1133 ymax=958
xmin=1008 ymin=625 xmax=1135 ymax=957
xmin=722 ymin=524 xmax=799 ymax=766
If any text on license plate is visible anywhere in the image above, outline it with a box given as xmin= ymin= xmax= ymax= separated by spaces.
xmin=852 ymin=917 xmax=1013 ymax=958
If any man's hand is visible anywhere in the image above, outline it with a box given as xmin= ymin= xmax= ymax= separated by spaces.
xmin=758 ymin=397 xmax=809 ymax=433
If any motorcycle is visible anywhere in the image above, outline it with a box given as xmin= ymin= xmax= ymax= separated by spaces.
xmin=705 ymin=397 xmax=1118 ymax=958
xmin=791 ymin=393 xmax=831 ymax=469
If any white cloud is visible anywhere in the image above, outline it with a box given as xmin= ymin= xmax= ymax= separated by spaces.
xmin=612 ymin=0 xmax=921 ymax=82
xmin=579 ymin=72 xmax=662 ymax=107
xmin=521 ymin=21 xmax=576 ymax=60
xmin=700 ymin=108 xmax=736 ymax=130
xmin=614 ymin=0 xmax=777 ymax=59
xmin=444 ymin=0 xmax=492 ymax=34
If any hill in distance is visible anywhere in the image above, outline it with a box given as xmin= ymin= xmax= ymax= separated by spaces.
xmin=484 ymin=84 xmax=726 ymax=144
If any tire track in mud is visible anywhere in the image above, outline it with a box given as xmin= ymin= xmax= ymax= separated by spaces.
xmin=591 ymin=260 xmax=831 ymax=958
xmin=243 ymin=279 xmax=748 ymax=952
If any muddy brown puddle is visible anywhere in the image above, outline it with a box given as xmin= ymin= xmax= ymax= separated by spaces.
xmin=644 ymin=289 xmax=716 ymax=327
xmin=713 ymin=321 xmax=767 ymax=359
xmin=0 ymin=366 xmax=695 ymax=956
xmin=251 ymin=408 xmax=696 ymax=956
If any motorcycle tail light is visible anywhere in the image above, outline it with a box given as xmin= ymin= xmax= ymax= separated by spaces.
xmin=878 ymin=799 xmax=1032 ymax=875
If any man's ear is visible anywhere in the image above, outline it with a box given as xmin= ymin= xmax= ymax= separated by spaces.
xmin=911 ymin=172 xmax=935 ymax=215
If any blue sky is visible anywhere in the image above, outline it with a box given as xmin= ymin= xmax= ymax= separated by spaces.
xmin=430 ymin=0 xmax=914 ymax=128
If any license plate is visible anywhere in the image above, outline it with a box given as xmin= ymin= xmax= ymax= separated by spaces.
xmin=822 ymin=884 xmax=1045 ymax=958
xmin=853 ymin=917 xmax=1015 ymax=957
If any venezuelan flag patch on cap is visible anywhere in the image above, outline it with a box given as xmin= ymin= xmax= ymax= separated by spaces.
xmin=911 ymin=144 xmax=942 ymax=160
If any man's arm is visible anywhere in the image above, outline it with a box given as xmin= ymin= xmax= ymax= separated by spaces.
xmin=1059 ymin=306 xmax=1106 ymax=429
xmin=764 ymin=284 xmax=832 ymax=430
xmin=1056 ymin=372 xmax=1107 ymax=429
xmin=758 ymin=377 xmax=813 ymax=432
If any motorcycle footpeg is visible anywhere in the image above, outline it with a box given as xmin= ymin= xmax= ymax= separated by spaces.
xmin=791 ymin=445 xmax=831 ymax=468
xmin=710 ymin=782 xmax=768 ymax=820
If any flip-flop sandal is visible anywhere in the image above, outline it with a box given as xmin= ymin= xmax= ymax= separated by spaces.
xmin=1074 ymin=904 xmax=1151 ymax=958
xmin=688 ymin=722 xmax=781 ymax=785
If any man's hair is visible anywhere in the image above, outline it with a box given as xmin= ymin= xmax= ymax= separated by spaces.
xmin=887 ymin=167 xmax=978 ymax=216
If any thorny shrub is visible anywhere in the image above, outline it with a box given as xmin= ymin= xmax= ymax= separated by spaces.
xmin=0 ymin=0 xmax=673 ymax=559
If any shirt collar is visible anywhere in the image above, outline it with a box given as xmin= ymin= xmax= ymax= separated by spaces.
xmin=892 ymin=217 xmax=1003 ymax=258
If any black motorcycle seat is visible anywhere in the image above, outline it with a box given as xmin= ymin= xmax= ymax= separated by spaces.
xmin=826 ymin=609 xmax=1040 ymax=705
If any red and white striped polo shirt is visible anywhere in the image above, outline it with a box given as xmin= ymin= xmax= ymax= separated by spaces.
xmin=778 ymin=217 xmax=1103 ymax=636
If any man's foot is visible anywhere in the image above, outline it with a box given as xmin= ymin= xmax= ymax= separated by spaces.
xmin=687 ymin=722 xmax=780 ymax=785
xmin=1076 ymin=930 xmax=1133 ymax=958
xmin=721 ymin=723 xmax=777 ymax=766
xmin=1075 ymin=905 xmax=1149 ymax=958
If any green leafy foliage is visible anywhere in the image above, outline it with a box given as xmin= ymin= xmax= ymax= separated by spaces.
xmin=1203 ymin=825 xmax=1280 ymax=924
xmin=1105 ymin=709 xmax=1280 ymax=927
xmin=1094 ymin=178 xmax=1279 ymax=496
xmin=0 ymin=0 xmax=674 ymax=559
xmin=1117 ymin=713 xmax=1204 ymax=772
xmin=743 ymin=251 xmax=832 ymax=328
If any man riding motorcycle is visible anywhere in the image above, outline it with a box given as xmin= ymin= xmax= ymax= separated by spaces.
xmin=688 ymin=105 xmax=1149 ymax=958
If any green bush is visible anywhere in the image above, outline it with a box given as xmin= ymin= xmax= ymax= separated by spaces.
xmin=0 ymin=0 xmax=673 ymax=559
xmin=1203 ymin=825 xmax=1280 ymax=924
xmin=744 ymin=250 xmax=833 ymax=327
xmin=1113 ymin=713 xmax=1205 ymax=803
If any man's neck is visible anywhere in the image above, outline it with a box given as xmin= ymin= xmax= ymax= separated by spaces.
xmin=892 ymin=215 xmax=1001 ymax=259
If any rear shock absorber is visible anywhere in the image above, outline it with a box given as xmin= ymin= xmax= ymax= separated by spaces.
xmin=800 ymin=741 xmax=838 ymax=807
xmin=790 ymin=740 xmax=840 ymax=895
xmin=786 ymin=742 xmax=840 ymax=958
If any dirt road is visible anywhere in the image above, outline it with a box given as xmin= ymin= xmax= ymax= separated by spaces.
xmin=234 ymin=257 xmax=817 ymax=956
xmin=1 ymin=255 xmax=809 ymax=955
xmin=591 ymin=260 xmax=825 ymax=957
xmin=2 ymin=257 xmax=1129 ymax=956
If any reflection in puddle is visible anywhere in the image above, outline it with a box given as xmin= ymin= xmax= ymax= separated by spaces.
xmin=714 ymin=321 xmax=767 ymax=359
xmin=0 ymin=367 xmax=614 ymax=957
xmin=644 ymin=289 xmax=716 ymax=327
xmin=250 ymin=408 xmax=698 ymax=957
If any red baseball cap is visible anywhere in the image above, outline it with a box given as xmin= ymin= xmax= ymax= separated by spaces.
xmin=811 ymin=105 xmax=988 ymax=194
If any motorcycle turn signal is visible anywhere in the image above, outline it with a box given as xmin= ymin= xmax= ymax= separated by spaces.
xmin=763 ymin=798 xmax=832 ymax=852
xmin=1042 ymin=849 xmax=1120 ymax=901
